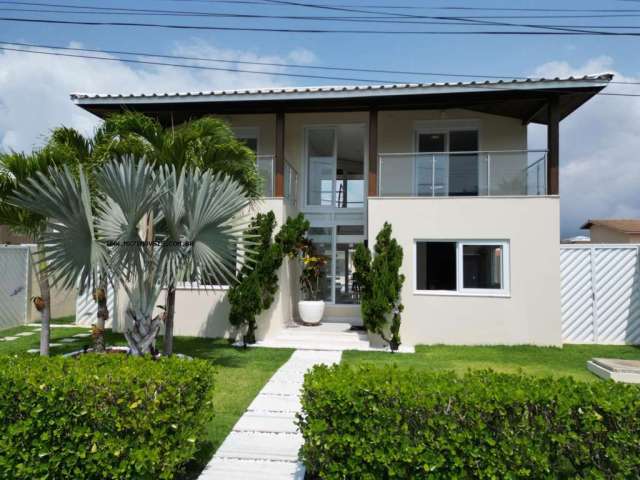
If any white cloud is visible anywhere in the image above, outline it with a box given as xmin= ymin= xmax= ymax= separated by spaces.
xmin=528 ymin=56 xmax=640 ymax=237
xmin=0 ymin=39 xmax=309 ymax=152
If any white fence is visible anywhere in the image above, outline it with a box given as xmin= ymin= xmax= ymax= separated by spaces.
xmin=561 ymin=244 xmax=640 ymax=344
xmin=0 ymin=246 xmax=31 ymax=329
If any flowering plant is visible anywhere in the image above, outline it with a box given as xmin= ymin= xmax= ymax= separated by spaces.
xmin=299 ymin=240 xmax=328 ymax=301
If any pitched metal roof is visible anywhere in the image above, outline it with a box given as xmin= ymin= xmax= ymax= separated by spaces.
xmin=70 ymin=73 xmax=613 ymax=105
xmin=581 ymin=219 xmax=640 ymax=234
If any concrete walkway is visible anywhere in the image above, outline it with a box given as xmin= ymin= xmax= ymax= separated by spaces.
xmin=199 ymin=349 xmax=342 ymax=480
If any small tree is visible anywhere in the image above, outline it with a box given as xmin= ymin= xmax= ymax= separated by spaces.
xmin=228 ymin=212 xmax=308 ymax=345
xmin=10 ymin=158 xmax=251 ymax=356
xmin=0 ymin=150 xmax=71 ymax=356
xmin=353 ymin=222 xmax=405 ymax=351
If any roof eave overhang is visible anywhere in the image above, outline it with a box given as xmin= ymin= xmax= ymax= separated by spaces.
xmin=71 ymin=79 xmax=611 ymax=126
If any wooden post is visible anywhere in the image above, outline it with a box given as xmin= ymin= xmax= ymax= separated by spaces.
xmin=368 ymin=109 xmax=378 ymax=197
xmin=547 ymin=96 xmax=560 ymax=195
xmin=275 ymin=112 xmax=285 ymax=198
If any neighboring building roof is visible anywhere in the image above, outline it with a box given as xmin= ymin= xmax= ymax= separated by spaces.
xmin=70 ymin=74 xmax=613 ymax=126
xmin=581 ymin=219 xmax=640 ymax=234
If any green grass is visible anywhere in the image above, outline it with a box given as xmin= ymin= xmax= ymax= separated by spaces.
xmin=0 ymin=324 xmax=93 ymax=355
xmin=0 ymin=324 xmax=292 ymax=478
xmin=343 ymin=344 xmax=640 ymax=382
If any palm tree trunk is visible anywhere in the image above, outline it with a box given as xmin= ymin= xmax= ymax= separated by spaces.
xmin=163 ymin=283 xmax=176 ymax=356
xmin=94 ymin=273 xmax=108 ymax=353
xmin=35 ymin=246 xmax=50 ymax=356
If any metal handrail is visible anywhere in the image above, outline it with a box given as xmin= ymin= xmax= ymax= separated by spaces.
xmin=379 ymin=149 xmax=548 ymax=157
xmin=378 ymin=150 xmax=548 ymax=197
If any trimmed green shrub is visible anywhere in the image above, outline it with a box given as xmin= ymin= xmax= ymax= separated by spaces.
xmin=228 ymin=212 xmax=309 ymax=344
xmin=353 ymin=222 xmax=404 ymax=351
xmin=298 ymin=365 xmax=640 ymax=479
xmin=0 ymin=354 xmax=215 ymax=480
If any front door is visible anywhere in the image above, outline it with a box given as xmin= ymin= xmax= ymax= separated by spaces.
xmin=307 ymin=224 xmax=365 ymax=304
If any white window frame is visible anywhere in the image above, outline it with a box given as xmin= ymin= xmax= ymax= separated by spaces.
xmin=413 ymin=239 xmax=510 ymax=297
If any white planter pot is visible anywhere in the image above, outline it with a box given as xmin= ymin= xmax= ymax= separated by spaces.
xmin=298 ymin=300 xmax=325 ymax=325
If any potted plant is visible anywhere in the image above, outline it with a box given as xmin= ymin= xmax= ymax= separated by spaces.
xmin=298 ymin=240 xmax=327 ymax=325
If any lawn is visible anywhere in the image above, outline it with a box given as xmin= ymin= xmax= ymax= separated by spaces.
xmin=0 ymin=323 xmax=293 ymax=478
xmin=343 ymin=344 xmax=640 ymax=382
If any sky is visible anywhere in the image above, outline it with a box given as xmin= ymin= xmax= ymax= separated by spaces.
xmin=0 ymin=0 xmax=638 ymax=237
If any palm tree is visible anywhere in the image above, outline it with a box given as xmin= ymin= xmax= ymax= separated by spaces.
xmin=9 ymin=157 xmax=251 ymax=356
xmin=0 ymin=150 xmax=69 ymax=355
xmin=93 ymin=112 xmax=261 ymax=355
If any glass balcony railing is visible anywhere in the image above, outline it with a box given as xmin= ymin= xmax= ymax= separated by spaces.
xmin=378 ymin=150 xmax=547 ymax=197
xmin=256 ymin=155 xmax=274 ymax=197
xmin=284 ymin=161 xmax=299 ymax=206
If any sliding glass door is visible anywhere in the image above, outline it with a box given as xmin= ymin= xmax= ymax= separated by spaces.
xmin=307 ymin=223 xmax=365 ymax=304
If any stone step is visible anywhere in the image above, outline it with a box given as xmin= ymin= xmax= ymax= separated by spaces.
xmin=233 ymin=412 xmax=299 ymax=434
xmin=200 ymin=458 xmax=304 ymax=480
xmin=214 ymin=431 xmax=303 ymax=462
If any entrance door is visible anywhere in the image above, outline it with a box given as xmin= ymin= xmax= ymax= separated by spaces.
xmin=307 ymin=223 xmax=365 ymax=304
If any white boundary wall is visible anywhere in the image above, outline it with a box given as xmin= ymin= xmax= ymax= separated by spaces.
xmin=0 ymin=246 xmax=30 ymax=328
xmin=561 ymin=244 xmax=640 ymax=344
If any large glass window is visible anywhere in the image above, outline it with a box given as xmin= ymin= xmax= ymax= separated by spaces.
xmin=307 ymin=129 xmax=335 ymax=207
xmin=307 ymin=125 xmax=365 ymax=208
xmin=415 ymin=240 xmax=508 ymax=295
xmin=416 ymin=129 xmax=479 ymax=197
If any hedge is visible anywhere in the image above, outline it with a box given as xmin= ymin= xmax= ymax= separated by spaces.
xmin=0 ymin=354 xmax=215 ymax=479
xmin=298 ymin=365 xmax=640 ymax=479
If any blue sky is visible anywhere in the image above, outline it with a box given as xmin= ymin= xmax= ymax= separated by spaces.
xmin=0 ymin=0 xmax=639 ymax=236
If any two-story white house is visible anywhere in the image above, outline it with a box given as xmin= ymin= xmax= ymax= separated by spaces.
xmin=71 ymin=74 xmax=611 ymax=347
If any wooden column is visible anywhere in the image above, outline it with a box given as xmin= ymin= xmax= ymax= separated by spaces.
xmin=275 ymin=111 xmax=285 ymax=197
xmin=368 ymin=109 xmax=378 ymax=197
xmin=547 ymin=96 xmax=560 ymax=195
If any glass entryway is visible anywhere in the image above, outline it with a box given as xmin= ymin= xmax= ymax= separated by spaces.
xmin=304 ymin=124 xmax=366 ymax=305
xmin=307 ymin=224 xmax=365 ymax=304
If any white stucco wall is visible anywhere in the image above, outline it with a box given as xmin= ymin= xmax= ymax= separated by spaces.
xmin=368 ymin=196 xmax=561 ymax=346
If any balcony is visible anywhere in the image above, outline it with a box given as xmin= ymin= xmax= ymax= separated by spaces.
xmin=378 ymin=150 xmax=547 ymax=197
xmin=256 ymin=155 xmax=299 ymax=205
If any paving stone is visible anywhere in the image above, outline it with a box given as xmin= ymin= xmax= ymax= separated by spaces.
xmin=215 ymin=431 xmax=303 ymax=462
xmin=59 ymin=338 xmax=78 ymax=343
xmin=200 ymin=458 xmax=304 ymax=480
xmin=198 ymin=349 xmax=342 ymax=479
xmin=72 ymin=333 xmax=92 ymax=338
xmin=2 ymin=336 xmax=18 ymax=341
xmin=233 ymin=412 xmax=299 ymax=434
xmin=49 ymin=343 xmax=62 ymax=347
xmin=27 ymin=349 xmax=39 ymax=354
xmin=16 ymin=331 xmax=36 ymax=337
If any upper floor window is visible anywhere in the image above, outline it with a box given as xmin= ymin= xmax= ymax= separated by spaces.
xmin=416 ymin=129 xmax=480 ymax=197
xmin=306 ymin=125 xmax=365 ymax=209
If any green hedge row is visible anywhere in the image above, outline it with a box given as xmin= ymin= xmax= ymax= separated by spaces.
xmin=0 ymin=355 xmax=215 ymax=479
xmin=298 ymin=365 xmax=640 ymax=479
